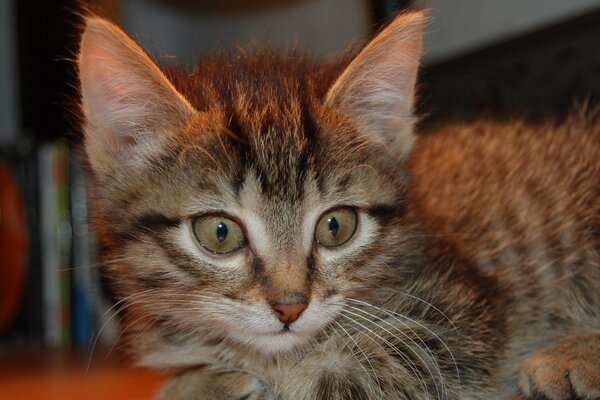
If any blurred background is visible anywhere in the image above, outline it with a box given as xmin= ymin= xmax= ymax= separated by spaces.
xmin=0 ymin=0 xmax=599 ymax=398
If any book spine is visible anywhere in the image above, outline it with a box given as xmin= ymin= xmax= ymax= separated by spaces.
xmin=38 ymin=143 xmax=60 ymax=348
xmin=70 ymin=154 xmax=93 ymax=347
xmin=54 ymin=142 xmax=71 ymax=348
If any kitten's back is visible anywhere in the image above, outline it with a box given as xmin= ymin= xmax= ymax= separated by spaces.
xmin=408 ymin=113 xmax=600 ymax=327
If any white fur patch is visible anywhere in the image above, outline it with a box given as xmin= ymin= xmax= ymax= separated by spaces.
xmin=225 ymin=296 xmax=345 ymax=355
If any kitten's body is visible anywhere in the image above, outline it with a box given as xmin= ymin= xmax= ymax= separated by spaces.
xmin=77 ymin=12 xmax=600 ymax=400
xmin=408 ymin=116 xmax=600 ymax=397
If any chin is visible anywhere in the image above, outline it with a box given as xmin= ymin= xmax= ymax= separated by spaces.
xmin=231 ymin=328 xmax=316 ymax=356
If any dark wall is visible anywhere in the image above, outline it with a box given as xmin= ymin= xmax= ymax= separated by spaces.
xmin=418 ymin=9 xmax=600 ymax=124
xmin=17 ymin=0 xmax=82 ymax=142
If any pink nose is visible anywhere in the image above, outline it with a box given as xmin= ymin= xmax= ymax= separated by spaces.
xmin=271 ymin=303 xmax=308 ymax=324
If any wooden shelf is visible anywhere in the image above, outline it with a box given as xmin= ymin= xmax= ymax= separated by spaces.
xmin=0 ymin=349 xmax=167 ymax=399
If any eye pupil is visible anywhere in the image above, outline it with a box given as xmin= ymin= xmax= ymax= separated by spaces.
xmin=328 ymin=217 xmax=339 ymax=237
xmin=216 ymin=222 xmax=228 ymax=243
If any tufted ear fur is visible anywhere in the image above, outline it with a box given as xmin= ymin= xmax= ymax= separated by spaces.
xmin=78 ymin=17 xmax=195 ymax=174
xmin=325 ymin=12 xmax=424 ymax=160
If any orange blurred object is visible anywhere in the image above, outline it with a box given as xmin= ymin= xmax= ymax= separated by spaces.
xmin=0 ymin=160 xmax=28 ymax=334
xmin=0 ymin=349 xmax=168 ymax=400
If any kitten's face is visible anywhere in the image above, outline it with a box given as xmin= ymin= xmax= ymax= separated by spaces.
xmin=79 ymin=15 xmax=422 ymax=363
xmin=107 ymin=112 xmax=407 ymax=356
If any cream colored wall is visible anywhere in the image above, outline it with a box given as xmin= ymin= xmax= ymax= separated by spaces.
xmin=422 ymin=0 xmax=600 ymax=63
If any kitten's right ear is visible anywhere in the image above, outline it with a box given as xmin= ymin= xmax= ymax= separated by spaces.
xmin=78 ymin=17 xmax=195 ymax=173
xmin=325 ymin=12 xmax=424 ymax=160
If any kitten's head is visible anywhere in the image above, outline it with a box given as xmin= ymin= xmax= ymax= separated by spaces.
xmin=78 ymin=12 xmax=423 ymax=365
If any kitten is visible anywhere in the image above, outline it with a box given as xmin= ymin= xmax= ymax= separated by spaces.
xmin=77 ymin=11 xmax=600 ymax=400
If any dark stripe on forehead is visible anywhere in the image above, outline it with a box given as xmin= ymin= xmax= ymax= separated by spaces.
xmin=226 ymin=107 xmax=247 ymax=143
xmin=326 ymin=173 xmax=353 ymax=198
xmin=295 ymin=107 xmax=320 ymax=191
xmin=301 ymin=100 xmax=319 ymax=144
xmin=152 ymin=147 xmax=178 ymax=175
xmin=230 ymin=141 xmax=251 ymax=197
xmin=240 ymin=138 xmax=307 ymax=200
xmin=217 ymin=108 xmax=254 ymax=197
xmin=205 ymin=60 xmax=329 ymax=201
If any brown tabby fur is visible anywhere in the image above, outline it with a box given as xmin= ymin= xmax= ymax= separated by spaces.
xmin=77 ymin=10 xmax=600 ymax=400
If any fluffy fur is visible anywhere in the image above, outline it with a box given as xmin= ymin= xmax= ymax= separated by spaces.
xmin=77 ymin=11 xmax=600 ymax=400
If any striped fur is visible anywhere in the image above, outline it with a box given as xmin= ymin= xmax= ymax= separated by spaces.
xmin=78 ymin=11 xmax=600 ymax=400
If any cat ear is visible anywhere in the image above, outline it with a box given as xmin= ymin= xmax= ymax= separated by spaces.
xmin=78 ymin=17 xmax=195 ymax=172
xmin=325 ymin=12 xmax=424 ymax=159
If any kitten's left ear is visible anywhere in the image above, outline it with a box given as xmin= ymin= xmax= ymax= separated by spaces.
xmin=326 ymin=12 xmax=424 ymax=159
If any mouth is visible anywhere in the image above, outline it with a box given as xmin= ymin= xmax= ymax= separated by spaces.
xmin=270 ymin=325 xmax=292 ymax=336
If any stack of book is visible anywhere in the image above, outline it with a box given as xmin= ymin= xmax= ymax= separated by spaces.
xmin=0 ymin=140 xmax=115 ymax=350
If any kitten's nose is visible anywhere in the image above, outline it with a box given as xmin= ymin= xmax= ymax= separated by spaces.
xmin=272 ymin=303 xmax=308 ymax=324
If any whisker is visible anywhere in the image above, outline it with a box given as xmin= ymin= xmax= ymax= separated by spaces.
xmin=105 ymin=311 xmax=158 ymax=359
xmin=348 ymin=297 xmax=462 ymax=398
xmin=395 ymin=291 xmax=459 ymax=335
xmin=338 ymin=312 xmax=428 ymax=398
xmin=59 ymin=256 xmax=141 ymax=272
xmin=344 ymin=306 xmax=445 ymax=399
xmin=88 ymin=289 xmax=162 ymax=371
xmin=332 ymin=320 xmax=384 ymax=400
xmin=375 ymin=284 xmax=460 ymax=335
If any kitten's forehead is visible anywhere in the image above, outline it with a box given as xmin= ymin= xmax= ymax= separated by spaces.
xmin=177 ymin=50 xmax=345 ymax=113
xmin=175 ymin=55 xmax=325 ymax=200
xmin=166 ymin=50 xmax=403 ymax=223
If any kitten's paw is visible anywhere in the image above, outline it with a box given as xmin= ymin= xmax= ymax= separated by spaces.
xmin=519 ymin=333 xmax=600 ymax=400
xmin=158 ymin=367 xmax=268 ymax=400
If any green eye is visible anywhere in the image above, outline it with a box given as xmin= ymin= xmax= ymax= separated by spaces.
xmin=193 ymin=216 xmax=245 ymax=254
xmin=315 ymin=208 xmax=357 ymax=247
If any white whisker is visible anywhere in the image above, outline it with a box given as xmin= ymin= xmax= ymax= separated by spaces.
xmin=332 ymin=320 xmax=384 ymax=400
xmin=344 ymin=305 xmax=446 ymax=399
xmin=348 ymin=297 xmax=462 ymax=398
xmin=338 ymin=312 xmax=429 ymax=398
